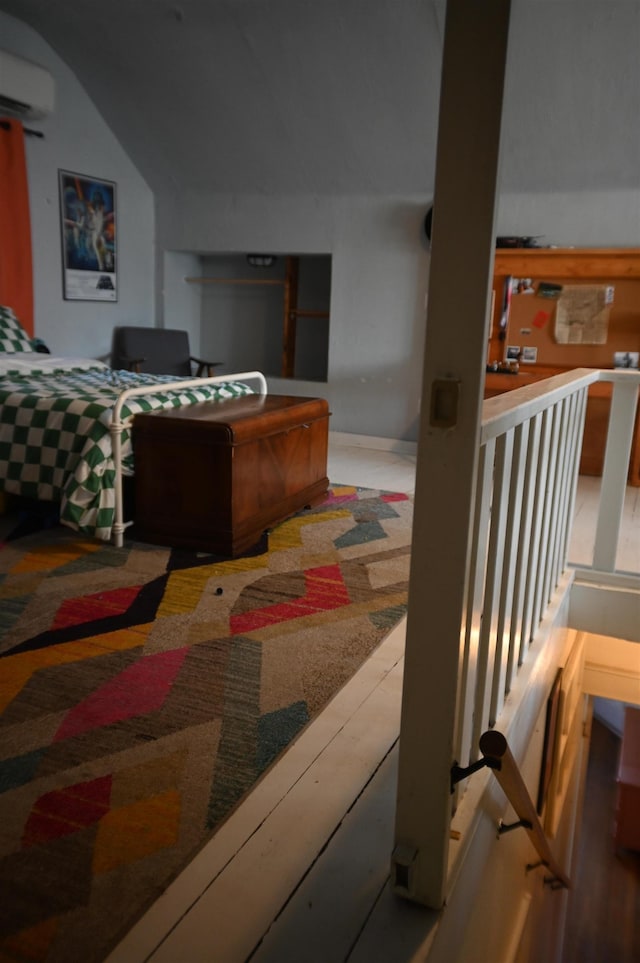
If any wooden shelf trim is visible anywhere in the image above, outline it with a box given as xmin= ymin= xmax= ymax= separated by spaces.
xmin=494 ymin=248 xmax=640 ymax=279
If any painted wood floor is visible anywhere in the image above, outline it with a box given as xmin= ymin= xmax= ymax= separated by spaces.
xmin=107 ymin=437 xmax=639 ymax=963
xmin=564 ymin=718 xmax=640 ymax=963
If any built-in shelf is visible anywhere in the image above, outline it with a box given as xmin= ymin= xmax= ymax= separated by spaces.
xmin=487 ymin=247 xmax=640 ymax=485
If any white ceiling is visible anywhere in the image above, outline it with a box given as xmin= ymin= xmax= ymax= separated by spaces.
xmin=2 ymin=1 xmax=639 ymax=199
xmin=0 ymin=0 xmax=445 ymax=195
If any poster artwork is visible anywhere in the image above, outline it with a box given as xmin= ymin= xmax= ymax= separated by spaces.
xmin=59 ymin=170 xmax=117 ymax=301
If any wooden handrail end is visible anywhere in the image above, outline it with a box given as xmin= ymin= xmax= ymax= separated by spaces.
xmin=479 ymin=728 xmax=508 ymax=760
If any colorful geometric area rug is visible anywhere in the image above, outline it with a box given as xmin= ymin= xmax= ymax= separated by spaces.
xmin=0 ymin=485 xmax=412 ymax=963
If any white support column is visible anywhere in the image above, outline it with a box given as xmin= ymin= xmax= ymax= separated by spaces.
xmin=392 ymin=0 xmax=512 ymax=909
xmin=593 ymin=374 xmax=640 ymax=572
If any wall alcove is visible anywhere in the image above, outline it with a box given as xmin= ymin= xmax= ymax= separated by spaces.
xmin=186 ymin=254 xmax=332 ymax=382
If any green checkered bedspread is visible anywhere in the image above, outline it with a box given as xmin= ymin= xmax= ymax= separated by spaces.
xmin=0 ymin=360 xmax=254 ymax=540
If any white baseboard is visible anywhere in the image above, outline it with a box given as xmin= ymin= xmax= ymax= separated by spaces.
xmin=329 ymin=431 xmax=417 ymax=456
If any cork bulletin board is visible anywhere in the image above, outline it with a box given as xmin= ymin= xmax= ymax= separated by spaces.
xmin=502 ymin=276 xmax=640 ymax=367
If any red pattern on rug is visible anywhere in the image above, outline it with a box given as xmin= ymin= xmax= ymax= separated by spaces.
xmin=22 ymin=775 xmax=113 ymax=847
xmin=54 ymin=647 xmax=189 ymax=740
xmin=52 ymin=585 xmax=143 ymax=629
xmin=230 ymin=564 xmax=351 ymax=634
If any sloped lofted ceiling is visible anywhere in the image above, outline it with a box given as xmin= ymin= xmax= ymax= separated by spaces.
xmin=1 ymin=0 xmax=639 ymax=199
xmin=0 ymin=0 xmax=446 ymax=196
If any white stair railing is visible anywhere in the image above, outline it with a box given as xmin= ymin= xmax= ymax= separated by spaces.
xmin=456 ymin=371 xmax=590 ymax=771
xmin=393 ymin=366 xmax=640 ymax=909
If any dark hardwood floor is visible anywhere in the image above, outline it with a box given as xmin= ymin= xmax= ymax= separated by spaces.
xmin=563 ymin=718 xmax=640 ymax=963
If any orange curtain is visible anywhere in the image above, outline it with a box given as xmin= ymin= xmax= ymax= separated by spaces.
xmin=0 ymin=119 xmax=34 ymax=336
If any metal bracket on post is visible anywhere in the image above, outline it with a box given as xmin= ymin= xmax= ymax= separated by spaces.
xmin=498 ymin=818 xmax=533 ymax=836
xmin=450 ymin=756 xmax=500 ymax=794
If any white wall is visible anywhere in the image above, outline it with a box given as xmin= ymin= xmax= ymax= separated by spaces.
xmin=158 ymin=192 xmax=429 ymax=440
xmin=162 ymin=251 xmax=202 ymax=351
xmin=0 ymin=12 xmax=155 ymax=360
xmin=593 ymin=697 xmax=634 ymax=737
xmin=197 ymin=253 xmax=286 ymax=377
xmin=497 ymin=190 xmax=640 ymax=249
xmin=158 ymin=180 xmax=640 ymax=441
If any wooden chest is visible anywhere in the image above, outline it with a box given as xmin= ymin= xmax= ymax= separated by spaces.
xmin=132 ymin=394 xmax=330 ymax=556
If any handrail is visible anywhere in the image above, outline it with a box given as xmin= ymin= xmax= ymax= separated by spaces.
xmin=481 ymin=368 xmax=597 ymax=442
xmin=478 ymin=729 xmax=570 ymax=890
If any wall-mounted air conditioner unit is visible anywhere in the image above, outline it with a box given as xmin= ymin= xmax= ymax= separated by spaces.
xmin=0 ymin=49 xmax=54 ymax=120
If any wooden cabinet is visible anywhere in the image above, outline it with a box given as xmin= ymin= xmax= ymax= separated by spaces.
xmin=486 ymin=248 xmax=640 ymax=485
xmin=488 ymin=247 xmax=640 ymax=369
xmin=132 ymin=394 xmax=330 ymax=556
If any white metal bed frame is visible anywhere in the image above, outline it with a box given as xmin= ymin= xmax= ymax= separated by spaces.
xmin=109 ymin=370 xmax=268 ymax=547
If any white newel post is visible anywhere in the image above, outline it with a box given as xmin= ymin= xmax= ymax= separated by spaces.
xmin=392 ymin=0 xmax=512 ymax=909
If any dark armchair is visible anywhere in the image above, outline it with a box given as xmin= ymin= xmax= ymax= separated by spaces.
xmin=110 ymin=326 xmax=223 ymax=377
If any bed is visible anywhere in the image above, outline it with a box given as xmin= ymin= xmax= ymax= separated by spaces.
xmin=0 ymin=306 xmax=266 ymax=546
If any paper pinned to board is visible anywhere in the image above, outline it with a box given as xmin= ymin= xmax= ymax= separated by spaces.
xmin=554 ymin=284 xmax=613 ymax=344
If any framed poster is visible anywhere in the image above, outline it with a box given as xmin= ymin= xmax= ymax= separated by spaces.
xmin=59 ymin=170 xmax=117 ymax=301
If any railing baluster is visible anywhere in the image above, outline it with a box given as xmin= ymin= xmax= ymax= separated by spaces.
xmin=488 ymin=430 xmax=515 ymax=726
xmin=456 ymin=439 xmax=495 ymax=771
xmin=549 ymin=393 xmax=575 ymax=592
xmin=513 ymin=412 xmax=543 ymax=667
xmin=520 ymin=408 xmax=552 ymax=653
xmin=544 ymin=398 xmax=567 ymax=603
xmin=504 ymin=421 xmax=530 ymax=694
xmin=559 ymin=386 xmax=588 ymax=568
xmin=533 ymin=401 xmax=562 ymax=624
